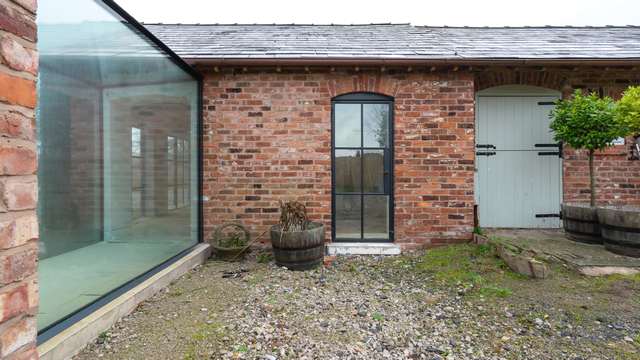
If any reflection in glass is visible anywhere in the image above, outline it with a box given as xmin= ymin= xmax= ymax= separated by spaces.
xmin=364 ymin=196 xmax=389 ymax=240
xmin=37 ymin=0 xmax=198 ymax=331
xmin=363 ymin=150 xmax=384 ymax=193
xmin=334 ymin=104 xmax=361 ymax=147
xmin=335 ymin=149 xmax=361 ymax=193
xmin=364 ymin=104 xmax=389 ymax=147
xmin=336 ymin=195 xmax=361 ymax=239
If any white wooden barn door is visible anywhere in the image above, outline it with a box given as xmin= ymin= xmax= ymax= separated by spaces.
xmin=475 ymin=86 xmax=562 ymax=228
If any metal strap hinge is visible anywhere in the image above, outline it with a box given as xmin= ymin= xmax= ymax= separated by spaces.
xmin=476 ymin=151 xmax=496 ymax=156
xmin=535 ymin=213 xmax=560 ymax=218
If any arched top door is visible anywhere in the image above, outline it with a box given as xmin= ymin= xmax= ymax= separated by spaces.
xmin=331 ymin=93 xmax=394 ymax=242
xmin=477 ymin=85 xmax=561 ymax=97
xmin=333 ymin=92 xmax=394 ymax=102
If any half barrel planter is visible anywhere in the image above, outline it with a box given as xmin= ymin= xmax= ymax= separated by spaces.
xmin=270 ymin=222 xmax=325 ymax=270
xmin=597 ymin=206 xmax=640 ymax=258
xmin=561 ymin=203 xmax=602 ymax=244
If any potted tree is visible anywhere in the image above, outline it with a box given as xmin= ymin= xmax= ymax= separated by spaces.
xmin=550 ymin=90 xmax=624 ymax=243
xmin=597 ymin=86 xmax=640 ymax=257
xmin=270 ymin=201 xmax=325 ymax=270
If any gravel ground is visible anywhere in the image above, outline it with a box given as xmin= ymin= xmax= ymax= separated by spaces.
xmin=75 ymin=245 xmax=640 ymax=360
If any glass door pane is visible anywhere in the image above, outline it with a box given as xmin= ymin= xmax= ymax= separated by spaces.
xmin=363 ymin=150 xmax=384 ymax=193
xmin=334 ymin=104 xmax=361 ymax=147
xmin=364 ymin=196 xmax=389 ymax=240
xmin=335 ymin=149 xmax=361 ymax=193
xmin=335 ymin=195 xmax=361 ymax=239
xmin=363 ymin=103 xmax=389 ymax=147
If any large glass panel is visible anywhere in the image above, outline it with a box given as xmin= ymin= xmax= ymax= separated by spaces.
xmin=363 ymin=104 xmax=389 ymax=148
xmin=363 ymin=196 xmax=389 ymax=240
xmin=335 ymin=195 xmax=361 ymax=239
xmin=37 ymin=0 xmax=199 ymax=332
xmin=335 ymin=149 xmax=361 ymax=193
xmin=334 ymin=104 xmax=361 ymax=147
xmin=363 ymin=150 xmax=384 ymax=193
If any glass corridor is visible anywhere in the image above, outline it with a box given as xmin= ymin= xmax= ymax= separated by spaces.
xmin=36 ymin=0 xmax=200 ymax=334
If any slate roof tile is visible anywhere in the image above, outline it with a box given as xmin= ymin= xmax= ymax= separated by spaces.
xmin=144 ymin=23 xmax=640 ymax=60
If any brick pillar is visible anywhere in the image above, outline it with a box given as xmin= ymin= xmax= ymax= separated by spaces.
xmin=0 ymin=0 xmax=39 ymax=359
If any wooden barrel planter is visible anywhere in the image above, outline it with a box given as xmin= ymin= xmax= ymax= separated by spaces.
xmin=270 ymin=222 xmax=325 ymax=271
xmin=561 ymin=203 xmax=602 ymax=244
xmin=597 ymin=206 xmax=640 ymax=258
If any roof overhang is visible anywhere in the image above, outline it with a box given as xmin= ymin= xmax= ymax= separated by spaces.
xmin=184 ymin=57 xmax=640 ymax=67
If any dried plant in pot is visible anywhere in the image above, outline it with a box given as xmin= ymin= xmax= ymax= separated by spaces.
xmin=550 ymin=90 xmax=625 ymax=243
xmin=212 ymin=223 xmax=250 ymax=261
xmin=270 ymin=201 xmax=325 ymax=270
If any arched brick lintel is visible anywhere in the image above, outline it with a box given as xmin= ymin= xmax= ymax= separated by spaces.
xmin=328 ymin=73 xmax=400 ymax=99
xmin=475 ymin=70 xmax=568 ymax=94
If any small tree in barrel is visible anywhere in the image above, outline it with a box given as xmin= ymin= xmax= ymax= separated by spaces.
xmin=616 ymin=86 xmax=640 ymax=160
xmin=616 ymin=86 xmax=640 ymax=135
xmin=549 ymin=90 xmax=623 ymax=207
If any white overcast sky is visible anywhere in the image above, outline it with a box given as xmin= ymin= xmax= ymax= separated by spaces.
xmin=114 ymin=0 xmax=639 ymax=26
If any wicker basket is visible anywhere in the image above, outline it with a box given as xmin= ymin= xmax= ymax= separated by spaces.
xmin=211 ymin=223 xmax=250 ymax=261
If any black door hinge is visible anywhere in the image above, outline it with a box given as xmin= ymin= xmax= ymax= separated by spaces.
xmin=534 ymin=143 xmax=563 ymax=158
xmin=476 ymin=144 xmax=496 ymax=149
xmin=476 ymin=151 xmax=496 ymax=156
xmin=535 ymin=213 xmax=560 ymax=218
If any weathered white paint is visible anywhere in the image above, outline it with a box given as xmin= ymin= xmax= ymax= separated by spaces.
xmin=475 ymin=85 xmax=562 ymax=228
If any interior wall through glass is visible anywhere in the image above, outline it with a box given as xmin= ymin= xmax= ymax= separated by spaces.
xmin=36 ymin=0 xmax=199 ymax=332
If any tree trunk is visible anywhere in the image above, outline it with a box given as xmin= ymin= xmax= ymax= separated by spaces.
xmin=589 ymin=149 xmax=596 ymax=207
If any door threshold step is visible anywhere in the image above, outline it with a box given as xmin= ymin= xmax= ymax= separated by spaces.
xmin=326 ymin=243 xmax=401 ymax=256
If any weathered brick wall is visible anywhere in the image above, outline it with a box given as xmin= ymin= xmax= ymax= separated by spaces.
xmin=201 ymin=68 xmax=475 ymax=248
xmin=477 ymin=67 xmax=640 ymax=206
xmin=0 ymin=0 xmax=39 ymax=359
xmin=203 ymin=65 xmax=640 ymax=248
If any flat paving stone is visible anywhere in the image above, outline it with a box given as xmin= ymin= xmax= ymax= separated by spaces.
xmin=488 ymin=229 xmax=640 ymax=270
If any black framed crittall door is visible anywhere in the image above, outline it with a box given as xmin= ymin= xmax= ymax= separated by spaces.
xmin=332 ymin=93 xmax=394 ymax=242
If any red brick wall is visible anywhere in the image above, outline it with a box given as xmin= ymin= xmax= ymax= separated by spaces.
xmin=201 ymin=68 xmax=476 ymax=249
xmin=0 ymin=0 xmax=39 ymax=359
xmin=202 ymin=65 xmax=640 ymax=248
xmin=477 ymin=67 xmax=640 ymax=206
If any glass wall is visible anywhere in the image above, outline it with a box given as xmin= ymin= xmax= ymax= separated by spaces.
xmin=36 ymin=0 xmax=200 ymax=333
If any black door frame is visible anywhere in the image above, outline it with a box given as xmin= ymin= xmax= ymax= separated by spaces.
xmin=331 ymin=92 xmax=394 ymax=243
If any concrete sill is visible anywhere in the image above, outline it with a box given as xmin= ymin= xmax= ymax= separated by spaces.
xmin=326 ymin=242 xmax=401 ymax=256
xmin=38 ymin=243 xmax=211 ymax=360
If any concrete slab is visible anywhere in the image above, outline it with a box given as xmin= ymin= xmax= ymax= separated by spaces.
xmin=487 ymin=229 xmax=640 ymax=276
xmin=326 ymin=242 xmax=401 ymax=256
xmin=38 ymin=241 xmax=188 ymax=330
xmin=37 ymin=243 xmax=211 ymax=360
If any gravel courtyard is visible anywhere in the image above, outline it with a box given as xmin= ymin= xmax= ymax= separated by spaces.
xmin=76 ymin=244 xmax=640 ymax=360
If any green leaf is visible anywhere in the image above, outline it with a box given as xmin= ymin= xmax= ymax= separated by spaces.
xmin=615 ymin=86 xmax=640 ymax=135
xmin=549 ymin=89 xmax=625 ymax=151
